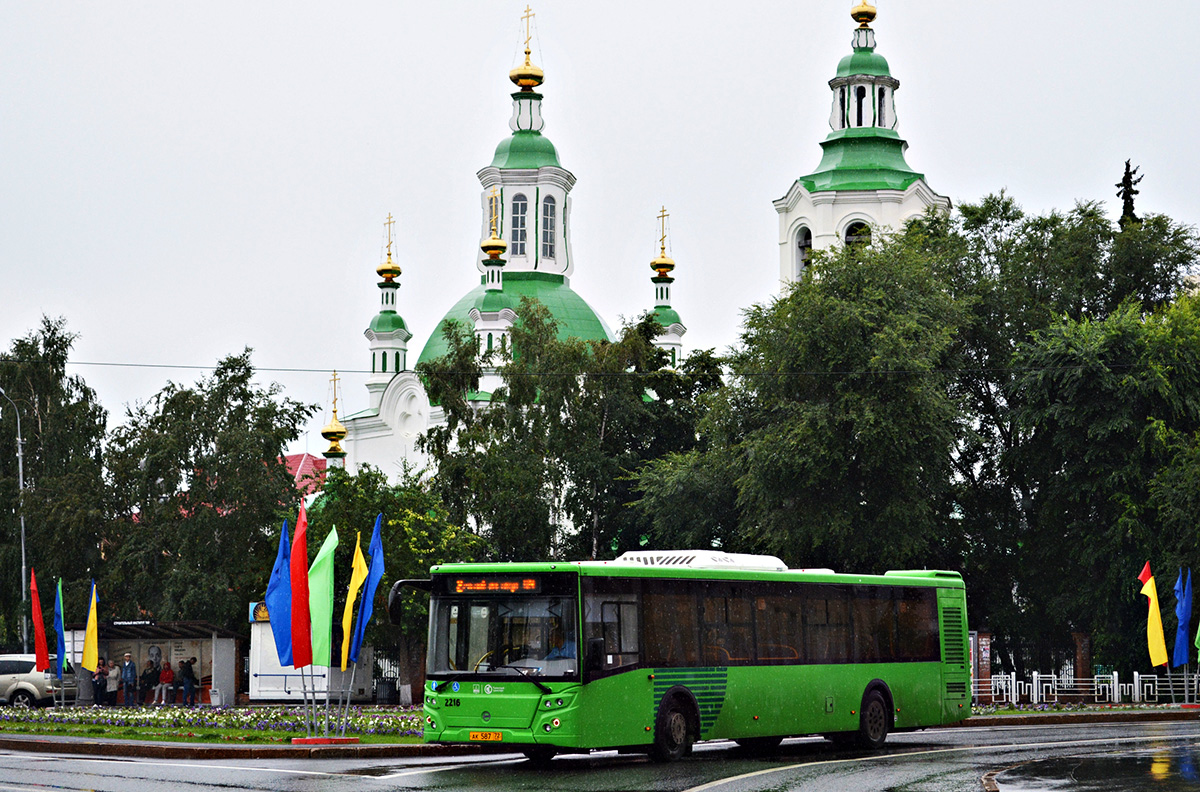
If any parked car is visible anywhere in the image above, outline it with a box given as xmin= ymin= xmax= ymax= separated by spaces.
xmin=0 ymin=654 xmax=77 ymax=707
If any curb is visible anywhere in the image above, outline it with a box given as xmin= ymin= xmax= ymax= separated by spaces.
xmin=948 ymin=710 xmax=1200 ymax=728
xmin=0 ymin=735 xmax=484 ymax=760
xmin=2 ymin=711 xmax=1197 ymax=760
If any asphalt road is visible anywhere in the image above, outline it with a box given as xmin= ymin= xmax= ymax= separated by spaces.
xmin=0 ymin=722 xmax=1197 ymax=791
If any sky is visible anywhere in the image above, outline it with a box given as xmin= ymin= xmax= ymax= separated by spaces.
xmin=3 ymin=1 xmax=1197 ymax=454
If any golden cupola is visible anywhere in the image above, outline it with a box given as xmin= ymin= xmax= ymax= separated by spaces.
xmin=509 ymin=6 xmax=545 ymax=90
xmin=322 ymin=371 xmax=348 ymax=460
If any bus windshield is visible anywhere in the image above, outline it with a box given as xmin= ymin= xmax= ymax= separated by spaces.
xmin=426 ymin=594 xmax=578 ymax=680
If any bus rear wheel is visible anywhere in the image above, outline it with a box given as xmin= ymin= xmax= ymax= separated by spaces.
xmin=856 ymin=690 xmax=890 ymax=749
xmin=651 ymin=699 xmax=693 ymax=762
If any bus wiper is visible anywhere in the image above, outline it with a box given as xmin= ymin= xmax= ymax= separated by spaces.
xmin=495 ymin=666 xmax=552 ymax=693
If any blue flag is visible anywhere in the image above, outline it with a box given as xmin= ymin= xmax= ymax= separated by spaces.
xmin=1174 ymin=568 xmax=1193 ymax=668
xmin=264 ymin=520 xmax=293 ymax=666
xmin=53 ymin=578 xmax=66 ymax=680
xmin=349 ymin=514 xmax=385 ymax=664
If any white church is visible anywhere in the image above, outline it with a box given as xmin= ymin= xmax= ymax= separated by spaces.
xmin=322 ymin=2 xmax=947 ymax=475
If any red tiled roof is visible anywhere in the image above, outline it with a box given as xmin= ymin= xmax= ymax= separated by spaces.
xmin=284 ymin=453 xmax=327 ymax=495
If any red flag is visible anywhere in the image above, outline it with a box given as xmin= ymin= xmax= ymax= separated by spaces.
xmin=1138 ymin=561 xmax=1153 ymax=586
xmin=30 ymin=569 xmax=49 ymax=672
xmin=289 ymin=501 xmax=313 ymax=669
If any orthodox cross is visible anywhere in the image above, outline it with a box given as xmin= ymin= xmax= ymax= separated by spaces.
xmin=657 ymin=206 xmax=670 ymax=254
xmin=384 ymin=213 xmax=395 ymax=256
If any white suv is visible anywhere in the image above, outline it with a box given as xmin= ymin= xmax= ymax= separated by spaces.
xmin=0 ymin=655 xmax=77 ymax=707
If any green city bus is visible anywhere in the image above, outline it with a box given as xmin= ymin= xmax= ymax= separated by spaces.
xmin=393 ymin=550 xmax=969 ymax=762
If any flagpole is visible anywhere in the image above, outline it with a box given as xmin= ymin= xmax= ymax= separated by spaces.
xmin=340 ymin=663 xmax=357 ymax=737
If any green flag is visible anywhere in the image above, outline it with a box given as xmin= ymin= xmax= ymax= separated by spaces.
xmin=307 ymin=525 xmax=339 ymax=668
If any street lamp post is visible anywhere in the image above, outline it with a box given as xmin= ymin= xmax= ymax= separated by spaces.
xmin=0 ymin=386 xmax=27 ymax=654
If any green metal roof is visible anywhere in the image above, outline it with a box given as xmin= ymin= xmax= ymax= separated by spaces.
xmin=369 ymin=310 xmax=409 ymax=334
xmin=799 ymin=127 xmax=923 ymax=193
xmin=491 ymin=131 xmax=560 ymax=169
xmin=652 ymin=306 xmax=683 ymax=328
xmin=416 ymin=271 xmax=614 ymax=367
xmin=836 ymin=48 xmax=892 ymax=78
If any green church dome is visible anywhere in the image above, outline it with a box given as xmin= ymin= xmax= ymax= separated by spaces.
xmin=836 ymin=49 xmax=891 ymax=78
xmin=491 ymin=131 xmax=560 ymax=169
xmin=369 ymin=310 xmax=409 ymax=334
xmin=651 ymin=305 xmax=683 ymax=328
xmin=417 ymin=271 xmax=614 ymax=367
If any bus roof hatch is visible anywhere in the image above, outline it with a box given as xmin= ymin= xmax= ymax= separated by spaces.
xmin=614 ymin=550 xmax=788 ymax=572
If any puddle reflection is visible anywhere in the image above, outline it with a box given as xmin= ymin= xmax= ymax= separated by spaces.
xmin=998 ymin=744 xmax=1200 ymax=791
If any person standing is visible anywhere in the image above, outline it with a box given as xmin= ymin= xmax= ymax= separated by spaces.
xmin=106 ymin=660 xmax=121 ymax=706
xmin=154 ymin=661 xmax=174 ymax=705
xmin=179 ymin=657 xmax=197 ymax=706
xmin=92 ymin=658 xmax=108 ymax=706
xmin=120 ymin=652 xmax=139 ymax=707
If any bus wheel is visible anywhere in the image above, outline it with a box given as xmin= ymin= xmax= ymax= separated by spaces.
xmin=735 ymin=736 xmax=783 ymax=754
xmin=651 ymin=698 xmax=693 ymax=762
xmin=522 ymin=746 xmax=556 ymax=764
xmin=856 ymin=690 xmax=890 ymax=749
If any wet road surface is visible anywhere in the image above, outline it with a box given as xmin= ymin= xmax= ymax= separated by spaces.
xmin=0 ymin=721 xmax=1195 ymax=791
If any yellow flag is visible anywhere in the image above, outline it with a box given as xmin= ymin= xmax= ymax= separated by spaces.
xmin=1141 ymin=576 xmax=1170 ymax=667
xmin=340 ymin=532 xmax=370 ymax=672
xmin=81 ymin=581 xmax=99 ymax=672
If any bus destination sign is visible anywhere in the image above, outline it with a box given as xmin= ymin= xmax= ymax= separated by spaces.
xmin=454 ymin=577 xmax=541 ymax=594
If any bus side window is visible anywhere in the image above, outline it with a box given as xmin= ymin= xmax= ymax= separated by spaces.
xmin=754 ymin=594 xmax=803 ymax=664
xmin=582 ymin=578 xmax=642 ymax=672
xmin=897 ymin=588 xmax=939 ymax=661
xmin=644 ymin=586 xmax=700 ymax=667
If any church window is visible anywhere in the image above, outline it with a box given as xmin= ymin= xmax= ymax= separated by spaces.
xmin=839 ymin=87 xmax=847 ymax=129
xmin=855 ymin=86 xmax=866 ymax=127
xmin=845 ymin=221 xmax=871 ymax=246
xmin=500 ymin=333 xmax=508 ymax=354
xmin=542 ymin=196 xmax=556 ymax=259
xmin=381 ymin=352 xmax=387 ymax=373
xmin=796 ymin=227 xmax=813 ymax=275
xmin=878 ymin=88 xmax=887 ymax=127
xmin=395 ymin=351 xmax=401 ymax=372
xmin=511 ymin=194 xmax=528 ymax=256
xmin=487 ymin=333 xmax=493 ymax=352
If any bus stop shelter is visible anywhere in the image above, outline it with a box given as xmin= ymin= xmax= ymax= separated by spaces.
xmin=63 ymin=620 xmax=240 ymax=706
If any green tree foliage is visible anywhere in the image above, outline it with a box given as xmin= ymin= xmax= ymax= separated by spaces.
xmin=104 ymin=351 xmax=314 ymax=631
xmin=0 ymin=317 xmax=108 ymax=642
xmin=304 ymin=464 xmax=484 ymax=685
xmin=1013 ymin=297 xmax=1200 ymax=670
xmin=639 ymin=232 xmax=965 ymax=571
xmin=943 ymin=194 xmax=1197 ymax=670
xmin=418 ymin=298 xmax=721 ymax=561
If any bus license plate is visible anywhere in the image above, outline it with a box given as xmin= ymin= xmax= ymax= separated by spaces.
xmin=470 ymin=731 xmax=503 ymax=742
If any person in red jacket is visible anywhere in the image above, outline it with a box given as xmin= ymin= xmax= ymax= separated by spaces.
xmin=154 ymin=661 xmax=175 ymax=705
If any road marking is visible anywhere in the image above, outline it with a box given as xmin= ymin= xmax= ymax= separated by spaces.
xmin=380 ymin=757 xmax=523 ymax=779
xmin=682 ymin=731 xmax=1200 ymax=792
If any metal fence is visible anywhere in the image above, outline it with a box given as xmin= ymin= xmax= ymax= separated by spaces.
xmin=974 ymin=670 xmax=1200 ymax=705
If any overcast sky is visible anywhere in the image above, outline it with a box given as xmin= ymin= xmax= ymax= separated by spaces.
xmin=3 ymin=1 xmax=1196 ymax=454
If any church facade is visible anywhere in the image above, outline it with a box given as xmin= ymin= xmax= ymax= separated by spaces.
xmin=334 ymin=3 xmax=943 ymax=477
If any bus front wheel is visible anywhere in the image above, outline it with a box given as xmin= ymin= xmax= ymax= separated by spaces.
xmin=856 ymin=690 xmax=890 ymax=749
xmin=651 ymin=698 xmax=693 ymax=762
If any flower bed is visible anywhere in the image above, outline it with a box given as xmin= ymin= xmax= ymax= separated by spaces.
xmin=0 ymin=705 xmax=424 ymax=739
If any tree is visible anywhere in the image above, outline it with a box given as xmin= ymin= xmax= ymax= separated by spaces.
xmin=0 ymin=317 xmax=108 ymax=644
xmin=305 ymin=464 xmax=484 ymax=687
xmin=418 ymin=299 xmax=721 ymax=560
xmin=1012 ymin=296 xmax=1200 ymax=670
xmin=1116 ymin=159 xmax=1144 ymax=230
xmin=637 ymin=229 xmax=966 ymax=572
xmin=104 ymin=350 xmax=314 ymax=631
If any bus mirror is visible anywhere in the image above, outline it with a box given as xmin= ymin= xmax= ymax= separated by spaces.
xmin=585 ymin=638 xmax=605 ymax=671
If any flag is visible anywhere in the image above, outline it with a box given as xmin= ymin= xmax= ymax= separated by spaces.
xmin=350 ymin=514 xmax=385 ymax=664
xmin=264 ymin=519 xmax=293 ymax=666
xmin=1138 ymin=561 xmax=1169 ymax=667
xmin=340 ymin=532 xmax=369 ymax=671
xmin=290 ymin=502 xmax=313 ymax=669
xmin=1174 ymin=568 xmax=1192 ymax=668
xmin=30 ymin=569 xmax=49 ymax=673
xmin=81 ymin=581 xmax=98 ymax=672
xmin=307 ymin=525 xmax=339 ymax=668
xmin=53 ymin=579 xmax=65 ymax=680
